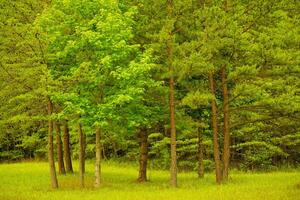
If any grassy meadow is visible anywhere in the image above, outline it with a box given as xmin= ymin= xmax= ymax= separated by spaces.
xmin=0 ymin=161 xmax=299 ymax=200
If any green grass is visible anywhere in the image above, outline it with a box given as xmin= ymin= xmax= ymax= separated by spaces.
xmin=0 ymin=161 xmax=299 ymax=200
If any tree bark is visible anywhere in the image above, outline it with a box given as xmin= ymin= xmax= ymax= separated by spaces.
xmin=197 ymin=128 xmax=205 ymax=178
xmin=83 ymin=132 xmax=86 ymax=174
xmin=78 ymin=123 xmax=85 ymax=187
xmin=208 ymin=72 xmax=222 ymax=184
xmin=137 ymin=128 xmax=148 ymax=182
xmin=63 ymin=120 xmax=73 ymax=173
xmin=55 ymin=122 xmax=66 ymax=175
xmin=169 ymin=51 xmax=177 ymax=188
xmin=47 ymin=98 xmax=58 ymax=188
xmin=221 ymin=66 xmax=230 ymax=181
xmin=95 ymin=127 xmax=102 ymax=187
xmin=167 ymin=0 xmax=177 ymax=188
xmin=102 ymin=145 xmax=107 ymax=160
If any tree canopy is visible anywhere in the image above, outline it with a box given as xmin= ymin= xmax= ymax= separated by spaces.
xmin=0 ymin=0 xmax=299 ymax=188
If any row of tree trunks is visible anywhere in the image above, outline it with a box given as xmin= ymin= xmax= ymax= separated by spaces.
xmin=56 ymin=121 xmax=73 ymax=174
xmin=63 ymin=121 xmax=73 ymax=173
xmin=55 ymin=122 xmax=66 ymax=175
xmin=137 ymin=128 xmax=149 ymax=182
xmin=208 ymin=72 xmax=222 ymax=184
xmin=95 ymin=127 xmax=102 ymax=187
xmin=47 ymin=75 xmax=226 ymax=188
xmin=47 ymin=98 xmax=58 ymax=189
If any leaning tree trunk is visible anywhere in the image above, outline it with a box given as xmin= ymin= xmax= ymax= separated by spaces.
xmin=95 ymin=127 xmax=102 ymax=187
xmin=63 ymin=120 xmax=73 ymax=173
xmin=167 ymin=0 xmax=177 ymax=188
xmin=55 ymin=122 xmax=66 ymax=175
xmin=78 ymin=123 xmax=85 ymax=187
xmin=47 ymin=98 xmax=58 ymax=188
xmin=197 ymin=128 xmax=205 ymax=178
xmin=137 ymin=128 xmax=149 ymax=182
xmin=208 ymin=72 xmax=222 ymax=184
xmin=221 ymin=66 xmax=230 ymax=181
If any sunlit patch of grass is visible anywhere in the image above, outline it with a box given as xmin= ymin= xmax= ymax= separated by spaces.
xmin=0 ymin=161 xmax=299 ymax=200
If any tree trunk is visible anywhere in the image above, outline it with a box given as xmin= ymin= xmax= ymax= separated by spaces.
xmin=55 ymin=122 xmax=66 ymax=175
xmin=221 ymin=66 xmax=230 ymax=181
xmin=63 ymin=120 xmax=73 ymax=173
xmin=83 ymin=132 xmax=86 ymax=174
xmin=137 ymin=128 xmax=148 ymax=182
xmin=169 ymin=55 xmax=177 ymax=188
xmin=167 ymin=0 xmax=177 ymax=188
xmin=78 ymin=123 xmax=85 ymax=187
xmin=47 ymin=98 xmax=58 ymax=189
xmin=197 ymin=128 xmax=205 ymax=178
xmin=95 ymin=127 xmax=102 ymax=187
xmin=102 ymin=145 xmax=107 ymax=160
xmin=208 ymin=72 xmax=222 ymax=184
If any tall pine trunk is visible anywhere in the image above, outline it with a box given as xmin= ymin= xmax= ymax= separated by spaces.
xmin=47 ymin=98 xmax=58 ymax=188
xmin=137 ymin=128 xmax=148 ymax=182
xmin=208 ymin=72 xmax=222 ymax=184
xmin=63 ymin=120 xmax=73 ymax=173
xmin=95 ymin=127 xmax=102 ymax=187
xmin=78 ymin=123 xmax=85 ymax=187
xmin=55 ymin=122 xmax=66 ymax=175
xmin=197 ymin=128 xmax=205 ymax=178
xmin=221 ymin=66 xmax=230 ymax=181
xmin=169 ymin=51 xmax=177 ymax=188
xmin=167 ymin=0 xmax=177 ymax=188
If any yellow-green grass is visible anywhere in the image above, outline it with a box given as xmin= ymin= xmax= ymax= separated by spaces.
xmin=0 ymin=161 xmax=299 ymax=200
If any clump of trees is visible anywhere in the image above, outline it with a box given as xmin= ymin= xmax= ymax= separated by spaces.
xmin=0 ymin=0 xmax=299 ymax=189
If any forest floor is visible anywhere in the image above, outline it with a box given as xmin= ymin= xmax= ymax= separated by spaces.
xmin=0 ymin=161 xmax=299 ymax=200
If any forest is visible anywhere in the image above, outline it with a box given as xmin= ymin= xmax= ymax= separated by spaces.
xmin=0 ymin=0 xmax=299 ymax=199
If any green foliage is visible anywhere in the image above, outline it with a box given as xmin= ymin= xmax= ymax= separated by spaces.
xmin=0 ymin=0 xmax=299 ymax=172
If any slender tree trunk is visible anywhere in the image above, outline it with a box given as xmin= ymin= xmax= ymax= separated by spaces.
xmin=102 ymin=145 xmax=107 ymax=160
xmin=221 ymin=66 xmax=230 ymax=181
xmin=208 ymin=72 xmax=222 ymax=184
xmin=197 ymin=128 xmax=205 ymax=178
xmin=169 ymin=52 xmax=177 ymax=188
xmin=78 ymin=123 xmax=85 ymax=187
xmin=55 ymin=122 xmax=66 ymax=175
xmin=167 ymin=0 xmax=177 ymax=188
xmin=137 ymin=128 xmax=148 ymax=182
xmin=83 ymin=132 xmax=86 ymax=174
xmin=63 ymin=120 xmax=73 ymax=173
xmin=95 ymin=127 xmax=102 ymax=187
xmin=47 ymin=98 xmax=58 ymax=188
